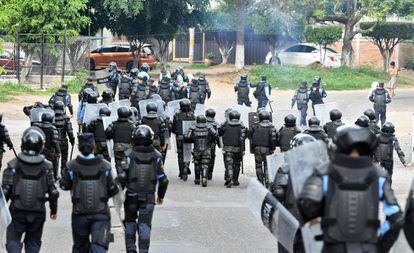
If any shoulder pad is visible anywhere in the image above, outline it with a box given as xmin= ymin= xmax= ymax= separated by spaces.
xmin=66 ymin=159 xmax=77 ymax=170
xmin=101 ymin=158 xmax=112 ymax=170
xmin=7 ymin=158 xmax=18 ymax=169
xmin=43 ymin=160 xmax=54 ymax=170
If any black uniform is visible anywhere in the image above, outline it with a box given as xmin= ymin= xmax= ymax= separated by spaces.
xmin=0 ymin=114 xmax=13 ymax=169
xmin=2 ymin=127 xmax=59 ymax=253
xmin=188 ymin=80 xmax=201 ymax=110
xmin=157 ymin=78 xmax=174 ymax=103
xmin=118 ymin=126 xmax=169 ymax=253
xmin=309 ymin=83 xmax=327 ymax=116
xmin=54 ymin=105 xmax=75 ymax=175
xmin=78 ymin=81 xmax=98 ymax=103
xmin=234 ymin=75 xmax=252 ymax=107
xmin=172 ymin=101 xmax=195 ymax=181
xmin=369 ymin=85 xmax=391 ymax=126
xmin=196 ymin=76 xmax=211 ymax=105
xmin=298 ymin=126 xmax=403 ymax=253
xmin=86 ymin=110 xmax=111 ymax=162
xmin=38 ymin=115 xmax=61 ymax=180
xmin=277 ymin=115 xmax=301 ymax=152
xmin=99 ymin=89 xmax=115 ymax=105
xmin=206 ymin=110 xmax=219 ymax=180
xmin=291 ymin=82 xmax=310 ymax=126
xmin=108 ymin=68 xmax=120 ymax=96
xmin=364 ymin=109 xmax=381 ymax=135
xmin=187 ymin=115 xmax=217 ymax=187
xmin=303 ymin=117 xmax=329 ymax=143
xmin=253 ymin=76 xmax=271 ymax=110
xmin=249 ymin=110 xmax=277 ymax=186
xmin=140 ymin=110 xmax=167 ymax=152
xmin=119 ymin=74 xmax=133 ymax=100
xmin=130 ymin=81 xmax=149 ymax=109
xmin=60 ymin=133 xmax=119 ymax=253
xmin=49 ymin=87 xmax=74 ymax=116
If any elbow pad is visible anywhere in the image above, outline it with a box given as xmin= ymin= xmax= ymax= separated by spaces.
xmin=157 ymin=178 xmax=169 ymax=198
xmin=299 ymin=176 xmax=324 ymax=203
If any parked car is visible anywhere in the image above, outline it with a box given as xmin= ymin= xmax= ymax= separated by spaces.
xmin=265 ymin=43 xmax=341 ymax=68
xmin=82 ymin=43 xmax=157 ymax=71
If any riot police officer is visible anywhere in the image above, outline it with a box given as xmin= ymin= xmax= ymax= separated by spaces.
xmin=38 ymin=112 xmax=61 ymax=181
xmin=53 ymin=101 xmax=75 ymax=175
xmin=85 ymin=107 xmax=112 ymax=161
xmin=140 ymin=103 xmax=167 ymax=153
xmin=291 ymin=80 xmax=310 ymax=126
xmin=309 ymin=76 xmax=327 ymax=116
xmin=49 ymin=84 xmax=74 ymax=116
xmin=157 ymin=77 xmax=174 ymax=103
xmin=172 ymin=99 xmax=195 ymax=181
xmin=99 ymin=88 xmax=115 ymax=105
xmin=303 ymin=117 xmax=329 ymax=143
xmin=0 ymin=113 xmax=13 ymax=169
xmin=253 ymin=75 xmax=271 ymax=111
xmin=105 ymin=107 xmax=135 ymax=173
xmin=355 ymin=115 xmax=370 ymax=128
xmin=187 ymin=115 xmax=217 ymax=187
xmin=188 ymin=79 xmax=200 ymax=110
xmin=323 ymin=109 xmax=344 ymax=139
xmin=234 ymin=74 xmax=253 ymax=107
xmin=138 ymin=63 xmax=151 ymax=81
xmin=147 ymin=78 xmax=158 ymax=97
xmin=298 ymin=125 xmax=404 ymax=253
xmin=118 ymin=125 xmax=169 ymax=253
xmin=375 ymin=122 xmax=406 ymax=181
xmin=2 ymin=127 xmax=59 ymax=253
xmin=277 ymin=114 xmax=301 ymax=152
xmin=196 ymin=74 xmax=211 ymax=105
xmin=130 ymin=76 xmax=149 ymax=109
xmin=205 ymin=108 xmax=219 ymax=180
xmin=78 ymin=76 xmax=98 ymax=102
xmin=364 ymin=109 xmax=381 ymax=134
xmin=108 ymin=61 xmax=120 ymax=95
xmin=369 ymin=82 xmax=391 ymax=126
xmin=60 ymin=133 xmax=119 ymax=253
xmin=249 ymin=110 xmax=277 ymax=186
xmin=219 ymin=110 xmax=247 ymax=187
xmin=78 ymin=90 xmax=99 ymax=132
xmin=119 ymin=72 xmax=134 ymax=100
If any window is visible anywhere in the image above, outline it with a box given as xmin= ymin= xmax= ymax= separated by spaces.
xmin=284 ymin=45 xmax=302 ymax=53
xmin=116 ymin=46 xmax=130 ymax=53
xmin=326 ymin=48 xmax=338 ymax=54
xmin=100 ymin=46 xmax=117 ymax=53
xmin=302 ymin=46 xmax=316 ymax=53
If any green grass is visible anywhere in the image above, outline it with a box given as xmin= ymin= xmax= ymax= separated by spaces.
xmin=186 ymin=63 xmax=210 ymax=70
xmin=249 ymin=65 xmax=413 ymax=90
xmin=0 ymin=83 xmax=35 ymax=102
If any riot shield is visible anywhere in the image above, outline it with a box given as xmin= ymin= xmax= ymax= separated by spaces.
xmin=166 ymin=99 xmax=190 ymax=118
xmin=0 ymin=187 xmax=11 ymax=248
xmin=30 ymin=108 xmax=55 ymax=124
xmin=182 ymin=120 xmax=194 ymax=162
xmin=272 ymin=110 xmax=301 ymax=129
xmin=301 ymin=220 xmax=324 ymax=253
xmin=266 ymin=154 xmax=279 ymax=183
xmin=83 ymin=103 xmax=108 ymax=125
xmin=102 ymin=116 xmax=115 ymax=158
xmin=139 ymin=98 xmax=165 ymax=118
xmin=285 ymin=140 xmax=329 ymax=198
xmin=109 ymin=99 xmax=131 ymax=120
xmin=194 ymin=103 xmax=206 ymax=117
xmin=95 ymin=69 xmax=109 ymax=84
xmin=314 ymin=102 xmax=339 ymax=126
xmin=232 ymin=104 xmax=252 ymax=126
xmin=247 ymin=179 xmax=300 ymax=253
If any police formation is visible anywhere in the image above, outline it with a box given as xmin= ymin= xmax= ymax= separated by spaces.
xmin=0 ymin=63 xmax=412 ymax=253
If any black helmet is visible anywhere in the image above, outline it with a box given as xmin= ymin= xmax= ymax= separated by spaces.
xmin=179 ymin=99 xmax=191 ymax=111
xmin=355 ymin=115 xmax=369 ymax=128
xmin=258 ymin=110 xmax=271 ymax=122
xmin=102 ymin=88 xmax=114 ymax=99
xmin=108 ymin=61 xmax=117 ymax=71
xmin=41 ymin=112 xmax=54 ymax=123
xmin=87 ymin=76 xmax=93 ymax=82
xmin=78 ymin=133 xmax=95 ymax=155
xmin=21 ymin=127 xmax=45 ymax=155
xmin=199 ymin=74 xmax=205 ymax=81
xmin=313 ymin=76 xmax=321 ymax=85
xmin=290 ymin=133 xmax=316 ymax=148
xmin=54 ymin=101 xmax=65 ymax=115
xmin=284 ymin=114 xmax=297 ymax=127
xmin=381 ymin=122 xmax=395 ymax=134
xmin=132 ymin=125 xmax=154 ymax=146
xmin=140 ymin=63 xmax=150 ymax=72
xmin=378 ymin=82 xmax=385 ymax=88
xmin=334 ymin=125 xmax=378 ymax=156
xmin=146 ymin=102 xmax=158 ymax=114
xmin=229 ymin=110 xmax=241 ymax=121
xmin=99 ymin=107 xmax=111 ymax=117
xmin=118 ymin=106 xmax=131 ymax=119
xmin=130 ymin=68 xmax=139 ymax=77
xmin=300 ymin=80 xmax=307 ymax=87
xmin=261 ymin=74 xmax=267 ymax=81
xmin=308 ymin=116 xmax=320 ymax=127
xmin=196 ymin=115 xmax=207 ymax=124
xmin=329 ymin=109 xmax=342 ymax=121
xmin=205 ymin=108 xmax=216 ymax=119
xmin=87 ymin=91 xmax=98 ymax=103
xmin=363 ymin=109 xmax=376 ymax=121
xmin=241 ymin=74 xmax=247 ymax=81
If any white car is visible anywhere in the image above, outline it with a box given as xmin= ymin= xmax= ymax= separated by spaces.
xmin=265 ymin=43 xmax=341 ymax=68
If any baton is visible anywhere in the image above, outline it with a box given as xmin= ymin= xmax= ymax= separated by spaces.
xmin=11 ymin=147 xmax=17 ymax=158
xmin=268 ymin=100 xmax=274 ymax=113
xmin=70 ymin=143 xmax=75 ymax=160
xmin=241 ymin=159 xmax=244 ymax=174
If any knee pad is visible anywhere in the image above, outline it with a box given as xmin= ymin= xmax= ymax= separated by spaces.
xmin=91 ymin=221 xmax=112 ymax=248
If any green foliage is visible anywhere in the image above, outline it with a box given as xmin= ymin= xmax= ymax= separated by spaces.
xmin=249 ymin=65 xmax=411 ymax=90
xmin=0 ymin=83 xmax=34 ymax=102
xmin=202 ymin=8 xmax=237 ymax=33
xmin=305 ymin=26 xmax=342 ymax=47
xmin=187 ymin=64 xmax=210 ymax=70
xmin=361 ymin=22 xmax=414 ymax=41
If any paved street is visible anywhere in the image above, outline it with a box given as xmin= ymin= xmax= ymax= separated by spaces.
xmin=1 ymin=79 xmax=414 ymax=252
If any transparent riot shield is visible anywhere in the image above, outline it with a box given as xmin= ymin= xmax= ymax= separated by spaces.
xmin=83 ymin=103 xmax=108 ymax=125
xmin=182 ymin=120 xmax=194 ymax=162
xmin=95 ymin=69 xmax=109 ymax=85
xmin=102 ymin=116 xmax=115 ymax=158
xmin=272 ymin=110 xmax=301 ymax=129
xmin=285 ymin=140 xmax=329 ymax=198
xmin=0 ymin=187 xmax=11 ymax=248
xmin=247 ymin=179 xmax=300 ymax=253
xmin=301 ymin=219 xmax=324 ymax=253
xmin=139 ymin=98 xmax=165 ymax=118
xmin=314 ymin=102 xmax=339 ymax=126
xmin=166 ymin=99 xmax=190 ymax=118
xmin=109 ymin=99 xmax=131 ymax=120
xmin=232 ymin=104 xmax=252 ymax=126
xmin=30 ymin=108 xmax=55 ymax=124
xmin=266 ymin=154 xmax=279 ymax=183
xmin=194 ymin=103 xmax=206 ymax=117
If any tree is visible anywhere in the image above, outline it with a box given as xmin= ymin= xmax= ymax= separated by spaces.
xmin=201 ymin=7 xmax=237 ymax=64
xmin=304 ymin=0 xmax=414 ymax=67
xmin=235 ymin=0 xmax=249 ymax=70
xmin=361 ymin=22 xmax=414 ymax=70
xmin=248 ymin=0 xmax=305 ymax=65
xmin=0 ymin=0 xmax=89 ymax=78
xmin=305 ymin=26 xmax=342 ymax=63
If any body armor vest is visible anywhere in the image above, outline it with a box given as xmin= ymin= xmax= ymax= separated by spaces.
xmin=174 ymin=112 xmax=194 ymax=136
xmin=119 ymin=76 xmax=132 ymax=95
xmin=54 ymin=115 xmax=68 ymax=139
xmin=39 ymin=124 xmax=55 ymax=149
xmin=256 ymin=82 xmax=269 ymax=100
xmin=158 ymin=83 xmax=171 ymax=102
xmin=377 ymin=134 xmax=394 ymax=161
xmin=310 ymin=87 xmax=324 ymax=104
xmin=113 ymin=120 xmax=134 ymax=143
xmin=325 ymin=121 xmax=344 ymax=139
xmin=193 ymin=126 xmax=209 ymax=151
xmin=142 ymin=116 xmax=162 ymax=139
xmin=278 ymin=127 xmax=298 ymax=151
xmin=222 ymin=124 xmax=242 ymax=147
xmin=93 ymin=119 xmax=106 ymax=142
xmin=148 ymin=86 xmax=158 ymax=96
xmin=189 ymin=84 xmax=200 ymax=104
xmin=237 ymin=81 xmax=249 ymax=99
xmin=135 ymin=84 xmax=148 ymax=100
xmin=252 ymin=124 xmax=272 ymax=147
xmin=127 ymin=150 xmax=157 ymax=194
xmin=296 ymin=88 xmax=308 ymax=104
xmin=374 ymin=89 xmax=387 ymax=106
xmin=197 ymin=81 xmax=208 ymax=100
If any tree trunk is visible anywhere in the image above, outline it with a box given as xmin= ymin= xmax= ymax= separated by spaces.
xmin=21 ymin=50 xmax=34 ymax=81
xmin=341 ymin=22 xmax=355 ymax=67
xmin=235 ymin=0 xmax=245 ymax=70
xmin=379 ymin=47 xmax=394 ymax=71
xmin=268 ymin=41 xmax=276 ymax=66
